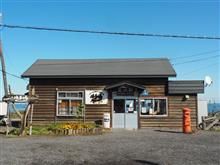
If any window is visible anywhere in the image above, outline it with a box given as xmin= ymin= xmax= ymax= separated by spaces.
xmin=57 ymin=91 xmax=84 ymax=116
xmin=140 ymin=98 xmax=168 ymax=116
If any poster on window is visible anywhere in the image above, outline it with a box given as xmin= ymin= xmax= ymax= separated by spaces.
xmin=85 ymin=90 xmax=108 ymax=105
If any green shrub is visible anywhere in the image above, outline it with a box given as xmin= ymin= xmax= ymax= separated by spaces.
xmin=9 ymin=122 xmax=100 ymax=136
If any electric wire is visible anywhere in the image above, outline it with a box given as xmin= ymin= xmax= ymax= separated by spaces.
xmin=1 ymin=54 xmax=218 ymax=80
xmin=25 ymin=55 xmax=220 ymax=66
xmin=0 ymin=24 xmax=220 ymax=40
xmin=0 ymin=55 xmax=218 ymax=82
xmin=0 ymin=69 xmax=27 ymax=81
xmin=172 ymin=54 xmax=220 ymax=65
xmin=181 ymin=62 xmax=219 ymax=76
xmin=0 ymin=23 xmax=219 ymax=79
xmin=170 ymin=50 xmax=219 ymax=61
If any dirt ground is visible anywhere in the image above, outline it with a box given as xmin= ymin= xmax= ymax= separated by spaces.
xmin=0 ymin=128 xmax=219 ymax=165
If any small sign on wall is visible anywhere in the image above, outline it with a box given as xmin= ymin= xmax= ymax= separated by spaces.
xmin=85 ymin=90 xmax=108 ymax=105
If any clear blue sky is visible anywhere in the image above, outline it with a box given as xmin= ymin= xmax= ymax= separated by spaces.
xmin=0 ymin=1 xmax=219 ymax=101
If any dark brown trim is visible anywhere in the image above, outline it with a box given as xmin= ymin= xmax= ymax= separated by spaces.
xmin=105 ymin=81 xmax=146 ymax=90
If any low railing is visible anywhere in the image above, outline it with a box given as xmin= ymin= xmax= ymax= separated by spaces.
xmin=201 ymin=111 xmax=220 ymax=130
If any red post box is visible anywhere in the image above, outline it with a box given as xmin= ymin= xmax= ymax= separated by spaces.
xmin=182 ymin=108 xmax=192 ymax=133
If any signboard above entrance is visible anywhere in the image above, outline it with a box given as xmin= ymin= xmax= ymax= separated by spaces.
xmin=116 ymin=85 xmax=135 ymax=96
xmin=85 ymin=90 xmax=108 ymax=105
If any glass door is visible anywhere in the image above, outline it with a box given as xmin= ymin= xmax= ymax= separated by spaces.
xmin=113 ymin=99 xmax=125 ymax=128
xmin=125 ymin=99 xmax=138 ymax=129
xmin=112 ymin=98 xmax=138 ymax=129
xmin=114 ymin=99 xmax=125 ymax=113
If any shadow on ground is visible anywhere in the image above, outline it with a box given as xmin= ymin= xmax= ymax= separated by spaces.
xmin=133 ymin=159 xmax=160 ymax=165
xmin=154 ymin=129 xmax=183 ymax=134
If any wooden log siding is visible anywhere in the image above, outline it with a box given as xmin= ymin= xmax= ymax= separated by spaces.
xmin=28 ymin=77 xmax=199 ymax=129
xmin=30 ymin=78 xmax=167 ymax=124
xmin=140 ymin=95 xmax=198 ymax=128
xmin=30 ymin=84 xmax=166 ymax=124
xmin=30 ymin=85 xmax=112 ymax=124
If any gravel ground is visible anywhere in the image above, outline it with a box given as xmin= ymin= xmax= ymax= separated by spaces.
xmin=0 ymin=128 xmax=220 ymax=165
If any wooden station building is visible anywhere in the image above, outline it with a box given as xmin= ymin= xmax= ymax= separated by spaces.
xmin=22 ymin=58 xmax=204 ymax=129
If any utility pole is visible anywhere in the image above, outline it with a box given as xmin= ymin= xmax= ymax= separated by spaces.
xmin=0 ymin=41 xmax=10 ymax=135
xmin=0 ymin=40 xmax=8 ymax=96
xmin=0 ymin=13 xmax=10 ymax=135
xmin=0 ymin=13 xmax=8 ymax=96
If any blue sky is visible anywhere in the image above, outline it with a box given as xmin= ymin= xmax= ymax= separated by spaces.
xmin=0 ymin=1 xmax=219 ymax=101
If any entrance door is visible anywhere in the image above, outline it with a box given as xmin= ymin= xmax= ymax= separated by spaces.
xmin=125 ymin=100 xmax=138 ymax=129
xmin=113 ymin=99 xmax=125 ymax=128
xmin=112 ymin=98 xmax=138 ymax=129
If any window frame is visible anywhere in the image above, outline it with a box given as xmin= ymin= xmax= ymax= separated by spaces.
xmin=56 ymin=91 xmax=84 ymax=117
xmin=139 ymin=97 xmax=168 ymax=117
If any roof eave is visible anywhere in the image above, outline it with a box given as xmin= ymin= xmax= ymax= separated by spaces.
xmin=168 ymin=80 xmax=204 ymax=94
xmin=22 ymin=74 xmax=176 ymax=79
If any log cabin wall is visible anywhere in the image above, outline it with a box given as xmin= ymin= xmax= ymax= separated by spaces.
xmin=29 ymin=78 xmax=167 ymax=125
xmin=29 ymin=77 xmax=198 ymax=129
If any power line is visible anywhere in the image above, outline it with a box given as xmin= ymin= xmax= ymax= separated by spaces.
xmin=172 ymin=54 xmax=220 ymax=65
xmin=0 ymin=56 xmax=218 ymax=81
xmin=1 ymin=24 xmax=220 ymax=40
xmin=182 ymin=62 xmax=219 ymax=76
xmin=36 ymin=54 xmax=220 ymax=66
xmin=170 ymin=50 xmax=219 ymax=61
xmin=0 ymin=69 xmax=27 ymax=81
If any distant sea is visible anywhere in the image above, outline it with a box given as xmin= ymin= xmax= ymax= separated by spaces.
xmin=9 ymin=103 xmax=27 ymax=112
xmin=208 ymin=103 xmax=220 ymax=113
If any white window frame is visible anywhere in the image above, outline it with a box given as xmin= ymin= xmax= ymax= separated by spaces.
xmin=56 ymin=91 xmax=84 ymax=116
xmin=139 ymin=97 xmax=168 ymax=117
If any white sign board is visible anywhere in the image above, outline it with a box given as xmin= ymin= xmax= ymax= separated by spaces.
xmin=11 ymin=95 xmax=28 ymax=102
xmin=85 ymin=90 xmax=108 ymax=105
xmin=0 ymin=102 xmax=7 ymax=116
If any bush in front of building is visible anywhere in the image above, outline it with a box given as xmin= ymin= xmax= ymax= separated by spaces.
xmin=48 ymin=122 xmax=102 ymax=135
xmin=48 ymin=122 xmax=99 ymax=131
xmin=7 ymin=122 xmax=101 ymax=136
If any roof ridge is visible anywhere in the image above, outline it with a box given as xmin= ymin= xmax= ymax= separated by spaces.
xmin=35 ymin=58 xmax=170 ymax=65
xmin=36 ymin=58 xmax=169 ymax=61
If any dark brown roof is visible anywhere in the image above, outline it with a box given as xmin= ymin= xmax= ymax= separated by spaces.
xmin=22 ymin=58 xmax=176 ymax=78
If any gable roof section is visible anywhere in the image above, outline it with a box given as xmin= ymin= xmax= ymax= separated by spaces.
xmin=168 ymin=80 xmax=204 ymax=94
xmin=22 ymin=58 xmax=176 ymax=78
xmin=105 ymin=81 xmax=146 ymax=90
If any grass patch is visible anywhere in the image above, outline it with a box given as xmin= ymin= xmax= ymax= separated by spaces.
xmin=28 ymin=126 xmax=53 ymax=135
xmin=9 ymin=125 xmax=54 ymax=136
xmin=9 ymin=122 xmax=101 ymax=136
xmin=211 ymin=126 xmax=220 ymax=132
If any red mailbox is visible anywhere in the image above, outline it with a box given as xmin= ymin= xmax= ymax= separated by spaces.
xmin=182 ymin=108 xmax=192 ymax=133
